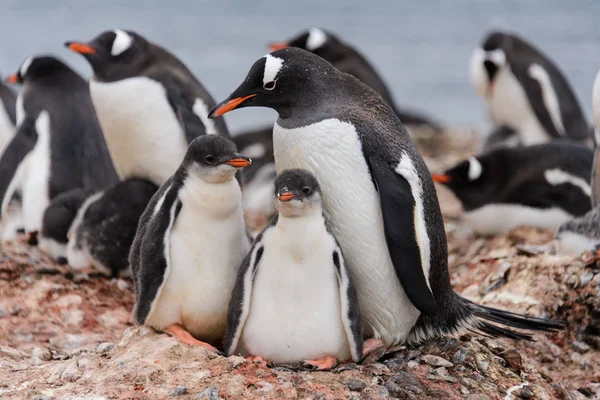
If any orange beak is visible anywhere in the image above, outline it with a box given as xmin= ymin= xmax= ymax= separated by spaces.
xmin=225 ymin=157 xmax=252 ymax=168
xmin=208 ymin=94 xmax=256 ymax=118
xmin=5 ymin=74 xmax=18 ymax=84
xmin=65 ymin=42 xmax=96 ymax=54
xmin=277 ymin=191 xmax=296 ymax=202
xmin=269 ymin=42 xmax=289 ymax=51
xmin=432 ymin=174 xmax=452 ymax=183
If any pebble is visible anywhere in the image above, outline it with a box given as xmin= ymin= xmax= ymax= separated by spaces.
xmin=421 ymin=354 xmax=453 ymax=368
xmin=580 ymin=271 xmax=594 ymax=286
xmin=96 ymin=342 xmax=115 ymax=353
xmin=500 ymin=350 xmax=522 ymax=374
xmin=227 ymin=355 xmax=246 ymax=369
xmin=593 ymin=274 xmax=600 ymax=286
xmin=452 ymin=348 xmax=470 ymax=364
xmin=196 ymin=386 xmax=219 ymax=400
xmin=77 ymin=358 xmax=93 ymax=370
xmin=434 ymin=367 xmax=447 ymax=376
xmin=195 ymin=370 xmax=211 ymax=380
xmin=171 ymin=386 xmax=189 ymax=396
xmin=465 ymin=395 xmax=491 ymax=400
xmin=32 ymin=396 xmax=49 ymax=400
xmin=367 ymin=386 xmax=391 ymax=400
xmin=460 ymin=385 xmax=470 ymax=395
xmin=61 ymin=361 xmax=82 ymax=382
xmin=116 ymin=279 xmax=130 ymax=290
xmin=384 ymin=372 xmax=425 ymax=397
xmin=572 ymin=341 xmax=590 ymax=354
xmin=406 ymin=349 xmax=421 ymax=360
xmin=476 ymin=356 xmax=490 ymax=373
xmin=255 ymin=381 xmax=274 ymax=394
xmin=549 ymin=343 xmax=563 ymax=357
xmin=407 ymin=360 xmax=419 ymax=369
xmin=31 ymin=346 xmax=52 ymax=364
xmin=344 ymin=379 xmax=366 ymax=392
xmin=516 ymin=386 xmax=534 ymax=399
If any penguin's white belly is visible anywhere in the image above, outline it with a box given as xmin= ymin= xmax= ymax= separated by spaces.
xmin=22 ymin=111 xmax=51 ymax=233
xmin=239 ymin=225 xmax=350 ymax=363
xmin=0 ymin=99 xmax=14 ymax=155
xmin=147 ymin=179 xmax=249 ymax=341
xmin=488 ymin=69 xmax=549 ymax=145
xmin=273 ymin=119 xmax=419 ymax=345
xmin=90 ymin=78 xmax=188 ymax=186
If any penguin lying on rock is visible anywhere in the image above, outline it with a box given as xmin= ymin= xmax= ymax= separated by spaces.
xmin=130 ymin=135 xmax=251 ymax=350
xmin=209 ymin=47 xmax=563 ymax=348
xmin=226 ymin=169 xmax=363 ymax=370
xmin=433 ymin=142 xmax=594 ymax=236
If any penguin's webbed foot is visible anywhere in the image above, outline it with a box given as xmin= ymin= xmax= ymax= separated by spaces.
xmin=164 ymin=324 xmax=218 ymax=352
xmin=301 ymin=356 xmax=337 ymax=371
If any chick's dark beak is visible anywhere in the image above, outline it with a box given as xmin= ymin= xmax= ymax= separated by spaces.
xmin=208 ymin=94 xmax=257 ymax=118
xmin=224 ymin=154 xmax=252 ymax=168
xmin=65 ymin=41 xmax=96 ymax=54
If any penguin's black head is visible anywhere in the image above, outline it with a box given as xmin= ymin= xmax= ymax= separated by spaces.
xmin=6 ymin=56 xmax=72 ymax=84
xmin=469 ymin=31 xmax=511 ymax=97
xmin=208 ymin=48 xmax=338 ymax=119
xmin=65 ymin=29 xmax=150 ymax=81
xmin=273 ymin=169 xmax=322 ymax=217
xmin=268 ymin=28 xmax=342 ymax=59
xmin=183 ymin=135 xmax=251 ymax=184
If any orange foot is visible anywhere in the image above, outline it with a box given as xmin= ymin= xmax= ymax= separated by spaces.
xmin=246 ymin=355 xmax=267 ymax=365
xmin=302 ymin=356 xmax=337 ymax=371
xmin=164 ymin=324 xmax=217 ymax=352
xmin=362 ymin=338 xmax=386 ymax=358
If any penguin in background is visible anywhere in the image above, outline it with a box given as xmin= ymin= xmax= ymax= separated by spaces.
xmin=130 ymin=135 xmax=251 ymax=350
xmin=0 ymin=76 xmax=16 ymax=154
xmin=226 ymin=169 xmax=363 ymax=370
xmin=469 ymin=31 xmax=591 ymax=147
xmin=67 ymin=178 xmax=158 ymax=277
xmin=209 ymin=48 xmax=563 ymax=348
xmin=269 ymin=28 xmax=441 ymax=130
xmin=66 ymin=29 xmax=231 ymax=186
xmin=432 ymin=142 xmax=594 ymax=236
xmin=0 ymin=56 xmax=118 ymax=244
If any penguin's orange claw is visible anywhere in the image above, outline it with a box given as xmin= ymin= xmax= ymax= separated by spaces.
xmin=164 ymin=324 xmax=217 ymax=352
xmin=246 ymin=355 xmax=267 ymax=365
xmin=301 ymin=356 xmax=337 ymax=371
xmin=362 ymin=338 xmax=386 ymax=358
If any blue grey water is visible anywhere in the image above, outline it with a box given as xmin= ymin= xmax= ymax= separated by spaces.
xmin=1 ymin=0 xmax=599 ymax=134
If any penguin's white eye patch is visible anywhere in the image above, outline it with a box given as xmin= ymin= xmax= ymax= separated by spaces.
xmin=111 ymin=29 xmax=133 ymax=56
xmin=263 ymin=54 xmax=284 ymax=85
xmin=263 ymin=80 xmax=277 ymax=91
xmin=486 ymin=49 xmax=506 ymax=67
xmin=467 ymin=157 xmax=483 ymax=181
xmin=306 ymin=27 xmax=327 ymax=51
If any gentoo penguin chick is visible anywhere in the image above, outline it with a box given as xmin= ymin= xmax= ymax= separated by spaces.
xmin=269 ymin=28 xmax=440 ymax=129
xmin=432 ymin=142 xmax=593 ymax=236
xmin=0 ymin=77 xmax=16 ymax=154
xmin=0 ymin=56 xmax=118 ymax=244
xmin=226 ymin=169 xmax=363 ymax=369
xmin=39 ymin=188 xmax=94 ymax=264
xmin=209 ymin=47 xmax=563 ymax=347
xmin=469 ymin=31 xmax=591 ymax=147
xmin=66 ymin=30 xmax=231 ymax=186
xmin=130 ymin=135 xmax=251 ymax=350
xmin=67 ymin=178 xmax=158 ymax=277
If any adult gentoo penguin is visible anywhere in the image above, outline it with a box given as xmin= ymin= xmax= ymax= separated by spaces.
xmin=433 ymin=142 xmax=593 ymax=236
xmin=67 ymin=178 xmax=158 ymax=277
xmin=469 ymin=31 xmax=591 ymax=146
xmin=226 ymin=170 xmax=362 ymax=369
xmin=209 ymin=48 xmax=562 ymax=346
xmin=0 ymin=77 xmax=16 ymax=154
xmin=65 ymin=29 xmax=230 ymax=186
xmin=0 ymin=56 xmax=118 ymax=242
xmin=269 ymin=28 xmax=440 ymax=129
xmin=130 ymin=135 xmax=251 ymax=349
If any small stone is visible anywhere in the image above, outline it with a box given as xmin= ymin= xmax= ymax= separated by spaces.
xmin=465 ymin=395 xmax=491 ymax=400
xmin=593 ymin=274 xmax=600 ymax=286
xmin=61 ymin=361 xmax=82 ymax=382
xmin=452 ymin=348 xmax=470 ymax=364
xmin=77 ymin=358 xmax=93 ymax=370
xmin=434 ymin=367 xmax=447 ymax=376
xmin=476 ymin=356 xmax=490 ymax=373
xmin=195 ymin=370 xmax=211 ymax=380
xmin=384 ymin=372 xmax=425 ymax=398
xmin=407 ymin=360 xmax=419 ymax=369
xmin=116 ymin=279 xmax=130 ymax=290
xmin=580 ymin=271 xmax=594 ymax=286
xmin=96 ymin=342 xmax=115 ymax=353
xmin=117 ymin=361 xmax=127 ymax=369
xmin=517 ymin=386 xmax=534 ymax=399
xmin=421 ymin=354 xmax=453 ymax=367
xmin=572 ymin=341 xmax=590 ymax=354
xmin=549 ymin=344 xmax=562 ymax=357
xmin=171 ymin=386 xmax=189 ymax=396
xmin=196 ymin=386 xmax=219 ymax=400
xmin=32 ymin=396 xmax=49 ymax=400
xmin=500 ymin=350 xmax=522 ymax=374
xmin=383 ymin=358 xmax=405 ymax=373
xmin=460 ymin=334 xmax=472 ymax=341
xmin=366 ymin=386 xmax=391 ymax=400
xmin=255 ymin=381 xmax=273 ymax=394
xmin=460 ymin=385 xmax=470 ymax=395
xmin=344 ymin=379 xmax=366 ymax=392
xmin=31 ymin=346 xmax=52 ymax=364
xmin=227 ymin=355 xmax=246 ymax=369
xmin=406 ymin=349 xmax=421 ymax=360
xmin=367 ymin=363 xmax=390 ymax=376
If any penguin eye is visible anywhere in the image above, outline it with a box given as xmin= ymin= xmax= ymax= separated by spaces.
xmin=204 ymin=155 xmax=215 ymax=164
xmin=263 ymin=80 xmax=277 ymax=91
xmin=302 ymin=186 xmax=311 ymax=195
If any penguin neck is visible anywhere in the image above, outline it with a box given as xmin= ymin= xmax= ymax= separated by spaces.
xmin=179 ymin=174 xmax=242 ymax=217
xmin=275 ymin=207 xmax=326 ymax=235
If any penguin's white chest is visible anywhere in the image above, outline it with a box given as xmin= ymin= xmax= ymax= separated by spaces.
xmin=90 ymin=78 xmax=188 ymax=186
xmin=239 ymin=218 xmax=350 ymax=363
xmin=487 ymin=68 xmax=548 ymax=145
xmin=273 ymin=119 xmax=419 ymax=345
xmin=22 ymin=111 xmax=52 ymax=233
xmin=0 ymin=99 xmax=15 ymax=154
xmin=147 ymin=177 xmax=249 ymax=341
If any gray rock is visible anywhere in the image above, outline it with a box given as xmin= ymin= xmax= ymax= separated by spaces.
xmin=407 ymin=360 xmax=419 ymax=369
xmin=196 ymin=386 xmax=219 ymax=400
xmin=384 ymin=372 xmax=425 ymax=398
xmin=227 ymin=355 xmax=246 ymax=369
xmin=96 ymin=342 xmax=115 ymax=353
xmin=421 ymin=354 xmax=453 ymax=367
xmin=365 ymin=386 xmax=391 ymax=400
xmin=572 ymin=341 xmax=590 ymax=354
xmin=31 ymin=346 xmax=52 ymax=364
xmin=460 ymin=385 xmax=470 ymax=395
xmin=452 ymin=348 xmax=470 ymax=364
xmin=406 ymin=349 xmax=421 ymax=360
xmin=593 ymin=274 xmax=600 ymax=286
xmin=171 ymin=386 xmax=189 ymax=396
xmin=560 ymin=390 xmax=587 ymax=400
xmin=344 ymin=379 xmax=366 ymax=392
xmin=580 ymin=271 xmax=594 ymax=286
xmin=32 ymin=396 xmax=49 ymax=400
xmin=383 ymin=358 xmax=405 ymax=372
xmin=61 ymin=361 xmax=82 ymax=382
xmin=517 ymin=386 xmax=534 ymax=399
xmin=465 ymin=395 xmax=491 ymax=400
xmin=476 ymin=356 xmax=490 ymax=373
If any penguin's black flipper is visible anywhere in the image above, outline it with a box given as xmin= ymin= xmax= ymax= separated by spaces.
xmin=161 ymin=76 xmax=208 ymax=144
xmin=367 ymin=156 xmax=438 ymax=317
xmin=592 ymin=143 xmax=600 ymax=207
xmin=130 ymin=183 xmax=181 ymax=325
xmin=0 ymin=116 xmax=37 ymax=219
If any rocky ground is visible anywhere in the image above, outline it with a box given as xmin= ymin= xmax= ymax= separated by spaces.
xmin=0 ymin=127 xmax=599 ymax=399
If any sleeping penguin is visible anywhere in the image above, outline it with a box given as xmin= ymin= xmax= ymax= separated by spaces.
xmin=130 ymin=135 xmax=251 ymax=350
xmin=433 ymin=142 xmax=594 ymax=235
xmin=226 ymin=169 xmax=363 ymax=370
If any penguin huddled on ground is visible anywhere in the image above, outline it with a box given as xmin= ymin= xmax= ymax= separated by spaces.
xmin=226 ymin=169 xmax=363 ymax=370
xmin=0 ymin=77 xmax=16 ymax=154
xmin=66 ymin=178 xmax=158 ymax=277
xmin=433 ymin=142 xmax=594 ymax=236
xmin=209 ymin=47 xmax=562 ymax=348
xmin=0 ymin=56 xmax=118 ymax=248
xmin=130 ymin=135 xmax=251 ymax=350
xmin=470 ymin=31 xmax=591 ymax=148
xmin=65 ymin=29 xmax=231 ymax=186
